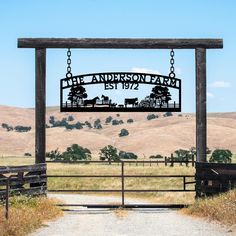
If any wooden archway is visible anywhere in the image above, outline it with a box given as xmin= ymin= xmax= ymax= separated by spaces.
xmin=17 ymin=38 xmax=223 ymax=167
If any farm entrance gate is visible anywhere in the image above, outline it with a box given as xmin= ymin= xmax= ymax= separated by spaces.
xmin=18 ymin=38 xmax=223 ymax=207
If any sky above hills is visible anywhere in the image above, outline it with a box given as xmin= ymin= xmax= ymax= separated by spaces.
xmin=0 ymin=0 xmax=235 ymax=112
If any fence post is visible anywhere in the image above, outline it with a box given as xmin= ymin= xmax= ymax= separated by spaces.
xmin=5 ymin=177 xmax=10 ymax=220
xmin=192 ymin=155 xmax=195 ymax=167
xmin=165 ymin=156 xmax=167 ymax=166
xmin=170 ymin=153 xmax=174 ymax=167
xmin=121 ymin=161 xmax=124 ymax=207
xmin=183 ymin=176 xmax=186 ymax=191
xmin=170 ymin=154 xmax=174 ymax=167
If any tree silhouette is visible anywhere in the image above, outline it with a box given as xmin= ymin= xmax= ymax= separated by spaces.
xmin=68 ymin=85 xmax=88 ymax=105
xmin=150 ymin=86 xmax=172 ymax=107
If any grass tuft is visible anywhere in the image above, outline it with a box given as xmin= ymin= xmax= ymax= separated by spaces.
xmin=182 ymin=189 xmax=236 ymax=226
xmin=0 ymin=196 xmax=63 ymax=236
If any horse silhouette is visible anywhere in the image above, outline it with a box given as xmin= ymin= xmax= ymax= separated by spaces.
xmin=83 ymin=96 xmax=100 ymax=107
xmin=101 ymin=95 xmax=109 ymax=101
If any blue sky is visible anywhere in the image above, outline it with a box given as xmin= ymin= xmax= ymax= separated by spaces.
xmin=0 ymin=0 xmax=235 ymax=112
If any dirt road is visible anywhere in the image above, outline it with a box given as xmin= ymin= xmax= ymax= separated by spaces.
xmin=31 ymin=194 xmax=232 ymax=236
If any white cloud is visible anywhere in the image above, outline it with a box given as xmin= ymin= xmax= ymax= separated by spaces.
xmin=207 ymin=92 xmax=214 ymax=99
xmin=209 ymin=81 xmax=231 ymax=88
xmin=131 ymin=67 xmax=160 ymax=75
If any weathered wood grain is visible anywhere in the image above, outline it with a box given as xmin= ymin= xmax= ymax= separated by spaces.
xmin=35 ymin=48 xmax=46 ymax=164
xmin=0 ymin=163 xmax=46 ymax=174
xmin=18 ymin=38 xmax=223 ymax=49
xmin=195 ymin=48 xmax=207 ymax=162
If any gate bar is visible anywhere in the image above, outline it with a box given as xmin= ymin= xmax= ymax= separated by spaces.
xmin=57 ymin=204 xmax=188 ymax=209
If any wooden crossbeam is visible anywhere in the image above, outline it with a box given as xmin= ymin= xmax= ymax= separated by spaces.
xmin=18 ymin=38 xmax=223 ymax=49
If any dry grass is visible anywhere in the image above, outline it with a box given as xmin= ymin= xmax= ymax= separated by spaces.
xmin=113 ymin=208 xmax=130 ymax=219
xmin=0 ymin=196 xmax=63 ymax=236
xmin=1 ymin=105 xmax=236 ymax=157
xmin=182 ymin=190 xmax=236 ymax=226
xmin=0 ymin=157 xmax=196 ymax=204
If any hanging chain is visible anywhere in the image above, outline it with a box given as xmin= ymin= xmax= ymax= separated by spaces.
xmin=66 ymin=48 xmax=72 ymax=78
xmin=169 ymin=49 xmax=175 ymax=78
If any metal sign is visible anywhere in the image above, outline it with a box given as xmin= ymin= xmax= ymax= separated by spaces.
xmin=60 ymin=48 xmax=181 ymax=112
xmin=60 ymin=72 xmax=181 ymax=112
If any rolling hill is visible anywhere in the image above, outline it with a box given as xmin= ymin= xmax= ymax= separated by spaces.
xmin=0 ymin=105 xmax=235 ymax=157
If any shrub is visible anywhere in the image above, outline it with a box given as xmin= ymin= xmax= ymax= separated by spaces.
xmin=45 ymin=124 xmax=50 ymax=128
xmin=209 ymin=149 xmax=232 ymax=163
xmin=105 ymin=116 xmax=113 ymax=124
xmin=14 ymin=126 xmax=31 ymax=132
xmin=24 ymin=152 xmax=32 ymax=157
xmin=174 ymin=149 xmax=191 ymax=161
xmin=65 ymin=123 xmax=75 ymax=130
xmin=119 ymin=120 xmax=124 ymax=124
xmin=62 ymin=144 xmax=91 ymax=161
xmin=99 ymin=145 xmax=119 ymax=164
xmin=149 ymin=154 xmax=163 ymax=159
xmin=119 ymin=151 xmax=137 ymax=159
xmin=1 ymin=123 xmax=13 ymax=131
xmin=127 ymin=119 xmax=134 ymax=123
xmin=75 ymin=121 xmax=83 ymax=129
xmin=85 ymin=121 xmax=92 ymax=128
xmin=49 ymin=116 xmax=55 ymax=126
xmin=178 ymin=114 xmax=183 ymax=117
xmin=116 ymin=113 xmax=120 ymax=117
xmin=1 ymin=123 xmax=8 ymax=129
xmin=147 ymin=114 xmax=158 ymax=120
xmin=96 ymin=124 xmax=102 ymax=129
xmin=53 ymin=118 xmax=68 ymax=127
xmin=67 ymin=115 xmax=74 ymax=121
xmin=46 ymin=148 xmax=62 ymax=160
xmin=112 ymin=119 xmax=120 ymax=125
xmin=94 ymin=119 xmax=102 ymax=129
xmin=119 ymin=128 xmax=129 ymax=137
xmin=189 ymin=147 xmax=211 ymax=157
xmin=164 ymin=112 xmax=173 ymax=117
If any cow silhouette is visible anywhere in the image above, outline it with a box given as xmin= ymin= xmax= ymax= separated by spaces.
xmin=124 ymin=98 xmax=138 ymax=107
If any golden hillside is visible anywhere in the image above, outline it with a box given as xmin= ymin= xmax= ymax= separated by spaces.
xmin=0 ymin=105 xmax=235 ymax=157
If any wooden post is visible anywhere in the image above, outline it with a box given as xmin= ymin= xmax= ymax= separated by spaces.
xmin=5 ymin=177 xmax=9 ymax=219
xmin=165 ymin=156 xmax=167 ymax=166
xmin=35 ymin=48 xmax=46 ymax=164
xmin=192 ymin=155 xmax=195 ymax=167
xmin=196 ymin=48 xmax=207 ymax=163
xmin=170 ymin=154 xmax=174 ymax=167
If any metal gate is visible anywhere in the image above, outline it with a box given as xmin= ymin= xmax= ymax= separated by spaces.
xmin=47 ymin=160 xmax=195 ymax=208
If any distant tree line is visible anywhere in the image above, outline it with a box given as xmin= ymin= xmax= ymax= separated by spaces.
xmin=99 ymin=145 xmax=137 ymax=164
xmin=149 ymin=147 xmax=233 ymax=164
xmin=46 ymin=144 xmax=91 ymax=161
xmin=46 ymin=144 xmax=138 ymax=163
xmin=48 ymin=116 xmax=93 ymax=130
xmin=1 ymin=123 xmax=31 ymax=132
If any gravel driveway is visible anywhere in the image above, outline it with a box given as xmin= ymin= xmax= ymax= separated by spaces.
xmin=31 ymin=194 xmax=233 ymax=236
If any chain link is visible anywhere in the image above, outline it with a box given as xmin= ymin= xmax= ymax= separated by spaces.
xmin=169 ymin=49 xmax=175 ymax=78
xmin=66 ymin=48 xmax=73 ymax=78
